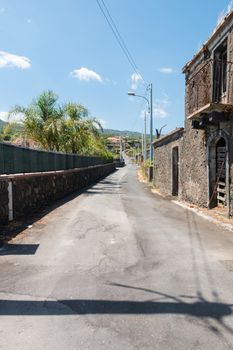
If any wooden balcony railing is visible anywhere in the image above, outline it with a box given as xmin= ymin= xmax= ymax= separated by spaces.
xmin=186 ymin=58 xmax=233 ymax=118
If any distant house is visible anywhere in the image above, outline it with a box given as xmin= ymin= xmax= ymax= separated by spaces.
xmin=106 ymin=136 xmax=122 ymax=151
xmin=153 ymin=10 xmax=233 ymax=216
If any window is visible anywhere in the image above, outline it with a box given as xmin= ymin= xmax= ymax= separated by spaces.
xmin=213 ymin=40 xmax=228 ymax=102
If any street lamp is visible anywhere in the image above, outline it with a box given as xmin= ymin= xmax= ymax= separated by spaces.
xmin=128 ymin=91 xmax=149 ymax=162
xmin=128 ymin=83 xmax=153 ymax=165
xmin=143 ymin=111 xmax=147 ymax=163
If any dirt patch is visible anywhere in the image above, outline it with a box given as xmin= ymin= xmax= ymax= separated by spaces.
xmin=137 ymin=168 xmax=147 ymax=183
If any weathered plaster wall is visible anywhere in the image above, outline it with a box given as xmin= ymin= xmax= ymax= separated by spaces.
xmin=0 ymin=163 xmax=115 ymax=225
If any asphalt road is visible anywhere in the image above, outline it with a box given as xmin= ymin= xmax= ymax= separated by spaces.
xmin=0 ymin=164 xmax=233 ymax=349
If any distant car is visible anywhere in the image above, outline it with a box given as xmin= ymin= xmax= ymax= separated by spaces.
xmin=114 ymin=158 xmax=125 ymax=167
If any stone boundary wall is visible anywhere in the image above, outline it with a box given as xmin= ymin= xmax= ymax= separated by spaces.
xmin=0 ymin=180 xmax=9 ymax=225
xmin=0 ymin=163 xmax=115 ymax=225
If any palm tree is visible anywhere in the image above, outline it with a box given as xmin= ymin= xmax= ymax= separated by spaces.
xmin=9 ymin=91 xmax=63 ymax=151
xmin=61 ymin=103 xmax=103 ymax=154
xmin=8 ymin=91 xmax=112 ymax=159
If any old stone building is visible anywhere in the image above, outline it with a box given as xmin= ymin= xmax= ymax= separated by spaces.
xmin=153 ymin=11 xmax=233 ymax=217
xmin=153 ymin=128 xmax=183 ymax=197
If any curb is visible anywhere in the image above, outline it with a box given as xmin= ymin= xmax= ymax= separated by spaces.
xmin=172 ymin=199 xmax=233 ymax=232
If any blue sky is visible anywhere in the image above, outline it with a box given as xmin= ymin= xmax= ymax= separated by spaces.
xmin=0 ymin=0 xmax=232 ymax=134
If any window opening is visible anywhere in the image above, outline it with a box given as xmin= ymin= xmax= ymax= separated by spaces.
xmin=213 ymin=40 xmax=228 ymax=102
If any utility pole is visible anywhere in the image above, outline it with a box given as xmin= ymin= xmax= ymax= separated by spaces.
xmin=128 ymin=84 xmax=153 ymax=163
xmin=141 ymin=132 xmax=144 ymax=161
xmin=149 ymin=83 xmax=153 ymax=164
xmin=137 ymin=138 xmax=140 ymax=163
xmin=128 ymin=83 xmax=153 ymax=174
xmin=144 ymin=111 xmax=147 ymax=162
xmin=120 ymin=136 xmax=123 ymax=161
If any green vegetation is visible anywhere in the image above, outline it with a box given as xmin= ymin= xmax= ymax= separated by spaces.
xmin=0 ymin=119 xmax=6 ymax=131
xmin=0 ymin=92 xmax=149 ymax=161
xmin=6 ymin=90 xmax=113 ymax=160
xmin=103 ymin=129 xmax=143 ymax=137
xmin=0 ymin=121 xmax=22 ymax=142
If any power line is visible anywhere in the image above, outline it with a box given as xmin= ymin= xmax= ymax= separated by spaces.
xmin=96 ymin=0 xmax=138 ymax=75
xmin=96 ymin=0 xmax=145 ymax=83
xmin=99 ymin=0 xmax=139 ymax=75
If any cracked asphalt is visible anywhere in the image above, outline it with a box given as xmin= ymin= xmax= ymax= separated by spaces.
xmin=0 ymin=163 xmax=233 ymax=349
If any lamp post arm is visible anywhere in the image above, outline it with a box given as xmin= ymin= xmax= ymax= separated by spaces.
xmin=132 ymin=95 xmax=150 ymax=109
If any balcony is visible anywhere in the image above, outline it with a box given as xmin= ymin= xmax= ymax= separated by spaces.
xmin=186 ymin=58 xmax=233 ymax=120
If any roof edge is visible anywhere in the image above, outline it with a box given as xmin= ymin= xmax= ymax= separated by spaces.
xmin=153 ymin=127 xmax=184 ymax=146
xmin=183 ymin=10 xmax=233 ymax=73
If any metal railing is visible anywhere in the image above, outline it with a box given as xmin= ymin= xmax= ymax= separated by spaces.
xmin=0 ymin=143 xmax=108 ymax=175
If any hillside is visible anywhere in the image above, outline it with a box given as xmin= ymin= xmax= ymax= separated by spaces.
xmin=0 ymin=120 xmax=143 ymax=140
xmin=103 ymin=129 xmax=142 ymax=137
xmin=0 ymin=121 xmax=141 ymax=138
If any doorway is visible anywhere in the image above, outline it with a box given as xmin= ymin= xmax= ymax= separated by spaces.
xmin=172 ymin=147 xmax=179 ymax=196
xmin=208 ymin=136 xmax=228 ymax=208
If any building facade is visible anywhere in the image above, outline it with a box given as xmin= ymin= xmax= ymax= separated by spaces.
xmin=153 ymin=128 xmax=183 ymax=197
xmin=154 ymin=11 xmax=233 ymax=217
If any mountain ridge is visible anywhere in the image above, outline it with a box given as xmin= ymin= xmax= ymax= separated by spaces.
xmin=0 ymin=119 xmax=142 ymax=137
xmin=103 ymin=129 xmax=142 ymax=137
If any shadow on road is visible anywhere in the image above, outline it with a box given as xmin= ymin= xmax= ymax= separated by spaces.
xmin=0 ymin=299 xmax=232 ymax=318
xmin=85 ymin=177 xmax=127 ymax=196
xmin=0 ymin=244 xmax=39 ymax=256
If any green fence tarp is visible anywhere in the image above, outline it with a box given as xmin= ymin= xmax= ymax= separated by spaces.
xmin=0 ymin=142 xmax=106 ymax=174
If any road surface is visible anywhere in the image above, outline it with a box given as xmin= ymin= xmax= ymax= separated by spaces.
xmin=0 ymin=164 xmax=233 ymax=349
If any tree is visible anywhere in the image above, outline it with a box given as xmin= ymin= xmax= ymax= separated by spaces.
xmin=0 ymin=122 xmax=21 ymax=142
xmin=8 ymin=91 xmax=113 ymax=160
xmin=9 ymin=91 xmax=63 ymax=151
xmin=59 ymin=102 xmax=107 ymax=156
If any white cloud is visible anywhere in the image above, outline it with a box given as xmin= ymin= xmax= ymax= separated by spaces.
xmin=0 ymin=112 xmax=8 ymax=121
xmin=9 ymin=112 xmax=25 ymax=123
xmin=154 ymin=107 xmax=168 ymax=118
xmin=0 ymin=111 xmax=25 ymax=122
xmin=154 ymin=92 xmax=170 ymax=118
xmin=217 ymin=10 xmax=226 ymax=26
xmin=140 ymin=108 xmax=149 ymax=119
xmin=70 ymin=67 xmax=102 ymax=82
xmin=97 ymin=118 xmax=107 ymax=128
xmin=227 ymin=0 xmax=233 ymax=12
xmin=158 ymin=67 xmax=176 ymax=74
xmin=0 ymin=51 xmax=31 ymax=69
xmin=130 ymin=72 xmax=143 ymax=90
xmin=216 ymin=1 xmax=233 ymax=28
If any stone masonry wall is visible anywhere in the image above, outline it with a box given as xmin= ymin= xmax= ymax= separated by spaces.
xmin=0 ymin=180 xmax=9 ymax=224
xmin=154 ymin=131 xmax=183 ymax=197
xmin=180 ymin=121 xmax=208 ymax=207
xmin=181 ymin=25 xmax=233 ymax=209
xmin=181 ymin=117 xmax=233 ymax=210
xmin=0 ymin=163 xmax=115 ymax=225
